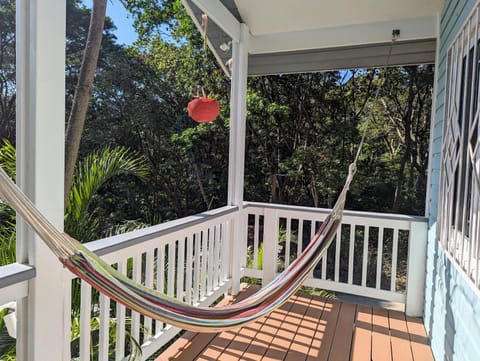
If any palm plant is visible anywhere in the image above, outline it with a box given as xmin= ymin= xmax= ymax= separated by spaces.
xmin=65 ymin=146 xmax=149 ymax=243
xmin=0 ymin=139 xmax=16 ymax=266
xmin=0 ymin=142 xmax=150 ymax=360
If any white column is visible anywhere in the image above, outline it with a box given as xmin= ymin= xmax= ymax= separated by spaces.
xmin=16 ymin=1 xmax=69 ymax=360
xmin=227 ymin=24 xmax=248 ymax=206
xmin=262 ymin=208 xmax=279 ymax=284
xmin=406 ymin=220 xmax=428 ymax=317
xmin=227 ymin=24 xmax=249 ymax=294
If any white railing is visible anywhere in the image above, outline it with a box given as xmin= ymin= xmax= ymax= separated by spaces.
xmin=242 ymin=202 xmax=428 ymax=316
xmin=0 ymin=263 xmax=35 ymax=306
xmin=70 ymin=205 xmax=237 ymax=361
xmin=0 ymin=263 xmax=36 ymax=358
xmin=0 ymin=202 xmax=429 ymax=360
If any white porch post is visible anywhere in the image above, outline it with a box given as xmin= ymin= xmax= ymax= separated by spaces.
xmin=227 ymin=24 xmax=249 ymax=295
xmin=405 ymin=220 xmax=428 ymax=317
xmin=16 ymin=1 xmax=69 ymax=360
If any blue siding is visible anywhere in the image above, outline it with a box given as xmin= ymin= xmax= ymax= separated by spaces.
xmin=426 ymin=1 xmax=480 ymax=361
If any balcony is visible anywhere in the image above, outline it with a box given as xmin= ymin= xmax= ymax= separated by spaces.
xmin=0 ymin=202 xmax=430 ymax=360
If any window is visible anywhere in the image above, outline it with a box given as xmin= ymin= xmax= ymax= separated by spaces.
xmin=439 ymin=8 xmax=480 ymax=287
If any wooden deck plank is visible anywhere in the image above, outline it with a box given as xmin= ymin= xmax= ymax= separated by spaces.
xmin=306 ymin=299 xmax=341 ymax=361
xmin=261 ymin=294 xmax=310 ymax=361
xmin=196 ymin=330 xmax=241 ymax=361
xmin=328 ymin=302 xmax=357 ymax=361
xmin=156 ymin=284 xmax=256 ymax=361
xmin=241 ymin=299 xmax=297 ymax=361
xmin=158 ymin=287 xmax=434 ymax=361
xmin=350 ymin=304 xmax=372 ymax=361
xmin=372 ymin=308 xmax=393 ymax=361
xmin=389 ymin=310 xmax=414 ymax=361
xmin=405 ymin=316 xmax=435 ymax=361
xmin=156 ymin=331 xmax=200 ymax=361
xmin=284 ymin=295 xmax=326 ymax=361
xmin=213 ymin=316 xmax=267 ymax=360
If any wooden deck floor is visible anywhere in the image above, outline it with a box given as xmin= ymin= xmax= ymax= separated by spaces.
xmin=157 ymin=286 xmax=434 ymax=361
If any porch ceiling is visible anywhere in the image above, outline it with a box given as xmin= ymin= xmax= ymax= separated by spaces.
xmin=184 ymin=0 xmax=443 ymax=75
xmin=235 ymin=0 xmax=443 ymax=37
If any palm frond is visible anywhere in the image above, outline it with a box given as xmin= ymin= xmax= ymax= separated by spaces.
xmin=0 ymin=139 xmax=16 ymax=181
xmin=105 ymin=219 xmax=150 ymax=237
xmin=65 ymin=146 xmax=150 ymax=242
xmin=0 ymin=140 xmax=17 ymax=265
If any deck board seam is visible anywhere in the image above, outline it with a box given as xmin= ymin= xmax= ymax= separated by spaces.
xmin=281 ymin=294 xmax=315 ymax=361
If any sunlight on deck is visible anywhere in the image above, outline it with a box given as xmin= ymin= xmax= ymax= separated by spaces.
xmin=158 ymin=286 xmax=433 ymax=361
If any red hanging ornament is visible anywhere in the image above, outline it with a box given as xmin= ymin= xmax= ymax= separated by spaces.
xmin=188 ymin=86 xmax=219 ymax=123
xmin=188 ymin=16 xmax=220 ymax=124
xmin=188 ymin=97 xmax=220 ymax=123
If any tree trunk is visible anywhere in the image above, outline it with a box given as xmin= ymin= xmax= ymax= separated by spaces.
xmin=392 ymin=67 xmax=416 ymax=211
xmin=64 ymin=0 xmax=107 ymax=207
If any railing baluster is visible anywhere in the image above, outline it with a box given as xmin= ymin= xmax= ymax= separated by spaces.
xmin=155 ymin=246 xmax=165 ymax=333
xmin=348 ymin=224 xmax=355 ymax=284
xmin=208 ymin=227 xmax=215 ymax=293
xmin=177 ymin=238 xmax=185 ymax=302
xmin=254 ymin=214 xmax=260 ymax=269
xmin=201 ymin=231 xmax=208 ymax=299
xmin=194 ymin=232 xmax=201 ymax=303
xmin=185 ymin=236 xmax=193 ymax=304
xmin=334 ymin=227 xmax=341 ymax=283
xmin=221 ymin=224 xmax=228 ymax=283
xmin=214 ymin=226 xmax=221 ymax=287
xmin=132 ymin=255 xmax=142 ymax=342
xmin=298 ymin=219 xmax=303 ymax=254
xmin=241 ymin=211 xmax=249 ymax=270
xmin=144 ymin=250 xmax=154 ymax=335
xmin=362 ymin=226 xmax=370 ymax=287
xmin=98 ymin=293 xmax=110 ymax=361
xmin=376 ymin=228 xmax=384 ymax=289
xmin=390 ymin=228 xmax=399 ymax=292
xmin=168 ymin=242 xmax=176 ymax=298
xmin=116 ymin=261 xmax=126 ymax=361
xmin=79 ymin=281 xmax=91 ymax=361
xmin=158 ymin=246 xmax=165 ymax=294
xmin=285 ymin=217 xmax=291 ymax=268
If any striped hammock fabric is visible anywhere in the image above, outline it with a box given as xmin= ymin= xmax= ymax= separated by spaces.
xmin=0 ymin=162 xmax=357 ymax=332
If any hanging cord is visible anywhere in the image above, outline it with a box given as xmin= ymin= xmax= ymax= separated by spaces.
xmin=201 ymin=13 xmax=208 ymax=52
xmin=332 ymin=29 xmax=399 ymax=219
xmin=196 ymin=14 xmax=209 ymax=97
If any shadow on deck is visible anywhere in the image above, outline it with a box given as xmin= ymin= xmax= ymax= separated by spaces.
xmin=157 ymin=285 xmax=433 ymax=361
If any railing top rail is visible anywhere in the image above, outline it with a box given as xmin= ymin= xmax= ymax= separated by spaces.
xmin=243 ymin=201 xmax=428 ymax=223
xmin=87 ymin=205 xmax=239 ymax=256
xmin=0 ymin=263 xmax=36 ymax=290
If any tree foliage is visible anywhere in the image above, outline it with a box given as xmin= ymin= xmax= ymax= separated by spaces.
xmin=0 ymin=0 xmax=434 ymax=242
xmin=0 ymin=0 xmax=15 ymax=144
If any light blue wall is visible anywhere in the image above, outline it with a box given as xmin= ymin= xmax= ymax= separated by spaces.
xmin=425 ymin=1 xmax=480 ymax=360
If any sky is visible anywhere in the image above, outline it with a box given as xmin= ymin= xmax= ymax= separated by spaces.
xmin=82 ymin=0 xmax=137 ymax=45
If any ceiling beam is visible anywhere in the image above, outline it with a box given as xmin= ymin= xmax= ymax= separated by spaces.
xmin=181 ymin=0 xmax=231 ymax=76
xmin=191 ymin=0 xmax=242 ymax=42
xmin=249 ymin=16 xmax=438 ymax=54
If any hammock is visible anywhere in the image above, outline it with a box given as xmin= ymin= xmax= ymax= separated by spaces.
xmin=0 ymin=159 xmax=357 ymax=333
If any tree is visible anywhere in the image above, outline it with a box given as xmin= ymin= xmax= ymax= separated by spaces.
xmin=65 ymin=0 xmax=107 ymax=207
xmin=0 ymin=0 xmax=16 ymax=144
